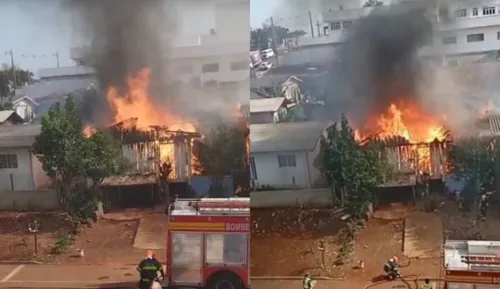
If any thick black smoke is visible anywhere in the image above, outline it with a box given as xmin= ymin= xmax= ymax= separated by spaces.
xmin=331 ymin=5 xmax=433 ymax=124
xmin=62 ymin=0 xmax=175 ymax=124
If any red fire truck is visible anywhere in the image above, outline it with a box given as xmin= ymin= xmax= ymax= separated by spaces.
xmin=165 ymin=198 xmax=250 ymax=289
xmin=444 ymin=240 xmax=500 ymax=289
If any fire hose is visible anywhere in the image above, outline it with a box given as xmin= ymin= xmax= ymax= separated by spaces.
xmin=361 ymin=276 xmax=445 ymax=289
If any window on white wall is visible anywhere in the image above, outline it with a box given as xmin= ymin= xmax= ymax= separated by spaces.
xmin=250 ymin=157 xmax=257 ymax=180
xmin=342 ymin=21 xmax=353 ymax=29
xmin=454 ymin=9 xmax=466 ymax=17
xmin=277 ymin=154 xmax=297 ymax=167
xmin=230 ymin=61 xmax=249 ymax=71
xmin=467 ymin=33 xmax=484 ymax=42
xmin=442 ymin=36 xmax=457 ymax=45
xmin=0 ymin=154 xmax=18 ymax=169
xmin=497 ymin=31 xmax=500 ymax=40
xmin=331 ymin=22 xmax=341 ymax=30
xmin=472 ymin=8 xmax=478 ymax=16
xmin=483 ymin=7 xmax=496 ymax=15
xmin=202 ymin=63 xmax=219 ymax=73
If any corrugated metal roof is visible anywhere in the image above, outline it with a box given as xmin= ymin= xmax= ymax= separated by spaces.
xmin=0 ymin=111 xmax=23 ymax=123
xmin=0 ymin=124 xmax=41 ymax=148
xmin=250 ymin=121 xmax=330 ymax=153
xmin=100 ymin=173 xmax=158 ymax=187
xmin=38 ymin=66 xmax=95 ymax=79
xmin=250 ymin=97 xmax=285 ymax=113
xmin=15 ymin=77 xmax=95 ymax=100
xmin=488 ymin=113 xmax=500 ymax=135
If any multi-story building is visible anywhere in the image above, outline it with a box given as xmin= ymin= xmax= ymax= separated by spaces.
xmin=298 ymin=0 xmax=500 ymax=65
xmin=70 ymin=0 xmax=249 ymax=87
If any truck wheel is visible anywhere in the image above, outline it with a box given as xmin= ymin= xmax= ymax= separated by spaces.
xmin=206 ymin=271 xmax=244 ymax=289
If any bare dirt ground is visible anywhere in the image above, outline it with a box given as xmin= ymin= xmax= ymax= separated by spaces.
xmin=251 ymin=205 xmax=443 ymax=280
xmin=0 ymin=211 xmax=166 ymax=265
xmin=0 ymin=212 xmax=76 ymax=262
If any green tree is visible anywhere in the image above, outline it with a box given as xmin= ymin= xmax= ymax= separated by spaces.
xmin=32 ymin=97 xmax=127 ymax=211
xmin=449 ymin=137 xmax=494 ymax=210
xmin=193 ymin=122 xmax=249 ymax=196
xmin=363 ymin=0 xmax=383 ymax=7
xmin=0 ymin=65 xmax=34 ymax=109
xmin=316 ymin=114 xmax=392 ymax=217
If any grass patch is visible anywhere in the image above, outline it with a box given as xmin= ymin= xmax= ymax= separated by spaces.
xmin=51 ymin=234 xmax=76 ymax=255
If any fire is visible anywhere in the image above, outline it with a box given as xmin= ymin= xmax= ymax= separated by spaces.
xmin=83 ymin=125 xmax=95 ymax=138
xmin=106 ymin=68 xmax=196 ymax=132
xmin=355 ymin=102 xmax=447 ymax=173
xmin=357 ymin=102 xmax=446 ymax=143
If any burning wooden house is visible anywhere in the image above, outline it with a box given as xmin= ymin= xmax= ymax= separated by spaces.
xmin=100 ymin=117 xmax=201 ymax=209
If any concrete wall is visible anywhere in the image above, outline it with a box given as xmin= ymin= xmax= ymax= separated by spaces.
xmin=0 ymin=147 xmax=51 ymax=191
xmin=250 ymin=188 xmax=332 ymax=208
xmin=0 ymin=189 xmax=58 ymax=211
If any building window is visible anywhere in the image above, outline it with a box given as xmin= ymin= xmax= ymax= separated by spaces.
xmin=472 ymin=8 xmax=478 ymax=16
xmin=189 ymin=76 xmax=201 ymax=88
xmin=0 ymin=154 xmax=18 ymax=169
xmin=331 ymin=22 xmax=341 ymax=30
xmin=455 ymin=9 xmax=466 ymax=17
xmin=201 ymin=63 xmax=219 ymax=73
xmin=441 ymin=36 xmax=457 ymax=45
xmin=342 ymin=21 xmax=353 ymax=29
xmin=204 ymin=80 xmax=218 ymax=87
xmin=230 ymin=61 xmax=249 ymax=71
xmin=483 ymin=7 xmax=496 ymax=15
xmin=467 ymin=33 xmax=484 ymax=42
xmin=250 ymin=157 xmax=257 ymax=180
xmin=277 ymin=154 xmax=297 ymax=167
xmin=446 ymin=59 xmax=458 ymax=67
xmin=176 ymin=65 xmax=193 ymax=74
xmin=498 ymin=31 xmax=500 ymax=40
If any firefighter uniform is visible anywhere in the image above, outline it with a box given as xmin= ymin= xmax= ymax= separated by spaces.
xmin=303 ymin=274 xmax=313 ymax=289
xmin=137 ymin=256 xmax=164 ymax=289
xmin=421 ymin=279 xmax=433 ymax=289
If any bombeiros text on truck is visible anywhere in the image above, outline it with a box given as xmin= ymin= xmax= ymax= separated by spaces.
xmin=164 ymin=197 xmax=250 ymax=289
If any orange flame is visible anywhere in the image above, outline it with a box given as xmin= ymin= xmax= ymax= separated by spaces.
xmin=106 ymin=68 xmax=195 ymax=132
xmin=356 ymin=102 xmax=446 ymax=143
xmin=355 ymin=102 xmax=447 ymax=173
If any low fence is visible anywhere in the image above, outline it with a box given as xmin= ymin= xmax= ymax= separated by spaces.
xmin=250 ymin=188 xmax=333 ymax=208
xmin=0 ymin=189 xmax=58 ymax=211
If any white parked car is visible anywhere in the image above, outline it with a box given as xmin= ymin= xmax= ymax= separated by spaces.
xmin=261 ymin=48 xmax=275 ymax=59
xmin=259 ymin=61 xmax=272 ymax=71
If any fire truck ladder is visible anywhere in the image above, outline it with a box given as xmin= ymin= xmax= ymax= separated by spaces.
xmin=171 ymin=198 xmax=250 ymax=215
xmin=462 ymin=255 xmax=500 ymax=265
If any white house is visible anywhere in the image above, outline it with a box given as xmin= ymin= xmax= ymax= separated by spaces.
xmin=0 ymin=124 xmax=51 ymax=191
xmin=250 ymin=97 xmax=287 ymax=124
xmin=12 ymin=96 xmax=38 ymax=121
xmin=249 ymin=121 xmax=330 ymax=189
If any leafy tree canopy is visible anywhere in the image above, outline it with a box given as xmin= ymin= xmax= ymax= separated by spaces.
xmin=363 ymin=0 xmax=384 ymax=7
xmin=32 ymin=97 xmax=127 ymax=188
xmin=251 ymin=25 xmax=307 ymax=50
xmin=316 ymin=114 xmax=392 ymax=219
xmin=0 ymin=65 xmax=34 ymax=109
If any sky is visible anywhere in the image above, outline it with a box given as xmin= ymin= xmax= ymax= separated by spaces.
xmin=0 ymin=0 xmax=76 ymax=76
xmin=250 ymin=0 xmax=274 ymax=28
xmin=1 ymin=0 xmax=271 ymax=76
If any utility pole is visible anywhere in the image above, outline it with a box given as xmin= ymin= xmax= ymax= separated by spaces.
xmin=6 ymin=49 xmax=16 ymax=96
xmin=53 ymin=52 xmax=60 ymax=67
xmin=316 ymin=20 xmax=321 ymax=37
xmin=308 ymin=11 xmax=315 ymax=38
xmin=270 ymin=17 xmax=279 ymax=65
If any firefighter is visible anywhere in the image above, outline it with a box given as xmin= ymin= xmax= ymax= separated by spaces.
xmin=383 ymin=257 xmax=399 ymax=279
xmin=137 ymin=250 xmax=164 ymax=289
xmin=479 ymin=191 xmax=492 ymax=221
xmin=303 ymin=273 xmax=313 ymax=289
xmin=421 ymin=278 xmax=433 ymax=289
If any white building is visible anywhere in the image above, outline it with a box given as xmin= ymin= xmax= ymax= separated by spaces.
xmin=249 ymin=121 xmax=329 ymax=189
xmin=250 ymin=97 xmax=287 ymax=124
xmin=0 ymin=124 xmax=51 ymax=191
xmin=299 ymin=0 xmax=500 ymax=63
